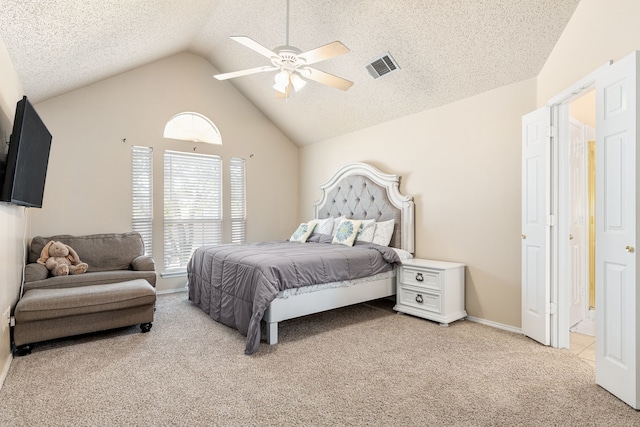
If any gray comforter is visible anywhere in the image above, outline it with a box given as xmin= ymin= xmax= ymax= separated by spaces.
xmin=187 ymin=234 xmax=400 ymax=354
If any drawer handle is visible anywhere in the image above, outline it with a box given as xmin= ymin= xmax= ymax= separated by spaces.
xmin=415 ymin=273 xmax=424 ymax=282
xmin=415 ymin=294 xmax=423 ymax=304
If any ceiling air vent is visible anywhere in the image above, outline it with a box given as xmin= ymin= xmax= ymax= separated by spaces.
xmin=366 ymin=53 xmax=399 ymax=79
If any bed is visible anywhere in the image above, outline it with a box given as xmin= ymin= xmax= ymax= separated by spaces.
xmin=187 ymin=162 xmax=415 ymax=354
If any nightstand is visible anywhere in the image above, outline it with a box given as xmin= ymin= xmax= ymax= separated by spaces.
xmin=393 ymin=258 xmax=467 ymax=326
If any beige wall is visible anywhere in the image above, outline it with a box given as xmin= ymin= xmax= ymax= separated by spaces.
xmin=32 ymin=52 xmax=299 ymax=291
xmin=537 ymin=0 xmax=640 ymax=105
xmin=300 ymin=79 xmax=537 ymax=328
xmin=2 ymin=0 xmax=638 ymax=377
xmin=299 ymin=0 xmax=640 ymax=329
xmin=0 ymin=35 xmax=25 ymax=386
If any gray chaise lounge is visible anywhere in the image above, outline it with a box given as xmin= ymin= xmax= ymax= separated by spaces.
xmin=13 ymin=232 xmax=156 ymax=355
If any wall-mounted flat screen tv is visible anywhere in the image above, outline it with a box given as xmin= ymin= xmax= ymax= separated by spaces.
xmin=0 ymin=96 xmax=52 ymax=208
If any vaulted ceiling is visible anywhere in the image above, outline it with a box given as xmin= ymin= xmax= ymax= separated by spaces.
xmin=0 ymin=0 xmax=581 ymax=146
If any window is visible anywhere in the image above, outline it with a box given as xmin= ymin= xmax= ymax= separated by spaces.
xmin=163 ymin=150 xmax=222 ymax=272
xmin=230 ymin=157 xmax=246 ymax=243
xmin=132 ymin=146 xmax=153 ymax=256
xmin=163 ymin=112 xmax=222 ymax=145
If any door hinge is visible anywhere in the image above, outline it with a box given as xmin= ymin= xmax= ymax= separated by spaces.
xmin=546 ymin=303 xmax=557 ymax=315
xmin=547 ymin=215 xmax=556 ymax=227
xmin=547 ymin=125 xmax=557 ymax=138
xmin=9 ymin=316 xmax=15 ymax=327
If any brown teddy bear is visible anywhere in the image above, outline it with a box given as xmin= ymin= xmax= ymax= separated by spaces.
xmin=37 ymin=241 xmax=89 ymax=277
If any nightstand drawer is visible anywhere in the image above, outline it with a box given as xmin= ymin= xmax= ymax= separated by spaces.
xmin=398 ymin=287 xmax=441 ymax=314
xmin=400 ymin=266 xmax=441 ymax=291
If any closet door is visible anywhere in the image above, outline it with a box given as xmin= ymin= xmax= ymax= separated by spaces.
xmin=568 ymin=118 xmax=587 ymax=329
xmin=595 ymin=50 xmax=639 ymax=409
xmin=521 ymin=107 xmax=551 ymax=345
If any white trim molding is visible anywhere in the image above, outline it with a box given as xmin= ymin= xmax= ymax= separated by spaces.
xmin=466 ymin=316 xmax=522 ymax=335
xmin=0 ymin=353 xmax=12 ymax=391
xmin=156 ymin=286 xmax=188 ymax=295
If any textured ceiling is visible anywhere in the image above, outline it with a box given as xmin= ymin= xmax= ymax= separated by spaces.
xmin=0 ymin=0 xmax=581 ymax=146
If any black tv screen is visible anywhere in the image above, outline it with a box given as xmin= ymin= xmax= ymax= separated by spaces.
xmin=0 ymin=96 xmax=52 ymax=208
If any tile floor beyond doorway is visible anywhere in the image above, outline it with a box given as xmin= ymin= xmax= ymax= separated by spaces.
xmin=570 ymin=332 xmax=596 ymax=368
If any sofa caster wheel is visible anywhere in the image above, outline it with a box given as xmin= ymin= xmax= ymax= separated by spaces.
xmin=15 ymin=345 xmax=31 ymax=356
xmin=140 ymin=323 xmax=152 ymax=333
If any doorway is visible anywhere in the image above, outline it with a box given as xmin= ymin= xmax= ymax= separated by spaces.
xmin=565 ymin=90 xmax=596 ymax=365
xmin=556 ymin=87 xmax=597 ymax=350
xmin=568 ymin=91 xmax=596 ymax=333
xmin=522 ymin=51 xmax=640 ymax=409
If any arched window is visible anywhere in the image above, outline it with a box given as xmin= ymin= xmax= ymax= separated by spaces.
xmin=163 ymin=112 xmax=221 ymax=145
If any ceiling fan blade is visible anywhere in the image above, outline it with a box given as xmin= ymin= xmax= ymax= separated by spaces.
xmin=230 ymin=36 xmax=278 ymax=59
xmin=214 ymin=65 xmax=279 ymax=80
xmin=298 ymin=41 xmax=350 ymax=65
xmin=301 ymin=67 xmax=353 ymax=91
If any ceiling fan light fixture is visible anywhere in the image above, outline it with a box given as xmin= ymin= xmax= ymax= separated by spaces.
xmin=290 ymin=72 xmax=307 ymax=92
xmin=273 ymin=70 xmax=291 ymax=93
xmin=273 ymin=82 xmax=288 ymax=93
xmin=274 ymin=69 xmax=290 ymax=85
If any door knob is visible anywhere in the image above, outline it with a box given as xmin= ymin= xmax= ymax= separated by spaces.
xmin=521 ymin=234 xmax=526 ymax=240
xmin=569 ymin=234 xmax=574 ymax=240
xmin=626 ymin=246 xmax=635 ymax=253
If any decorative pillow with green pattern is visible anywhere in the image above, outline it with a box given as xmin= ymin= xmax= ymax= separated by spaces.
xmin=289 ymin=222 xmax=317 ymax=243
xmin=332 ymin=219 xmax=362 ymax=246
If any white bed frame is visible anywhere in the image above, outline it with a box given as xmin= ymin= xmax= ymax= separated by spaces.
xmin=263 ymin=162 xmax=415 ymax=344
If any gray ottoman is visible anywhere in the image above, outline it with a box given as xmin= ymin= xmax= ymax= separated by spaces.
xmin=14 ymin=279 xmax=156 ymax=354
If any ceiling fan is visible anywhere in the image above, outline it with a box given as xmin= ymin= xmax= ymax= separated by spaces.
xmin=213 ymin=0 xmax=353 ymax=98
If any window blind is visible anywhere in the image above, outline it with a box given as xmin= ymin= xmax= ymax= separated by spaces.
xmin=131 ymin=146 xmax=153 ymax=256
xmin=163 ymin=150 xmax=222 ymax=271
xmin=230 ymin=157 xmax=246 ymax=243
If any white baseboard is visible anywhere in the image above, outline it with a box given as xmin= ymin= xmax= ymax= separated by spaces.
xmin=156 ymin=286 xmax=188 ymax=295
xmin=466 ymin=316 xmax=522 ymax=334
xmin=0 ymin=353 xmax=12 ymax=392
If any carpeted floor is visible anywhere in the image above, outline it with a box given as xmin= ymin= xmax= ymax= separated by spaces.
xmin=0 ymin=292 xmax=638 ymax=426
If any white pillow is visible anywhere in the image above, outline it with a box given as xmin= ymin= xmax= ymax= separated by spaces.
xmin=289 ymin=222 xmax=317 ymax=243
xmin=372 ymin=219 xmax=395 ymax=246
xmin=310 ymin=217 xmax=334 ymax=235
xmin=332 ymin=219 xmax=362 ymax=246
xmin=356 ymin=219 xmax=376 ymax=242
xmin=392 ymin=248 xmax=414 ymax=261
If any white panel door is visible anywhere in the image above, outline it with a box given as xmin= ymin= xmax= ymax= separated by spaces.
xmin=595 ymin=51 xmax=639 ymax=409
xmin=569 ymin=119 xmax=587 ymax=328
xmin=522 ymin=107 xmax=551 ymax=345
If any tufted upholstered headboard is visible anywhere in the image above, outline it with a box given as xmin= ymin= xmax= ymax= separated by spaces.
xmin=313 ymin=163 xmax=415 ymax=253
